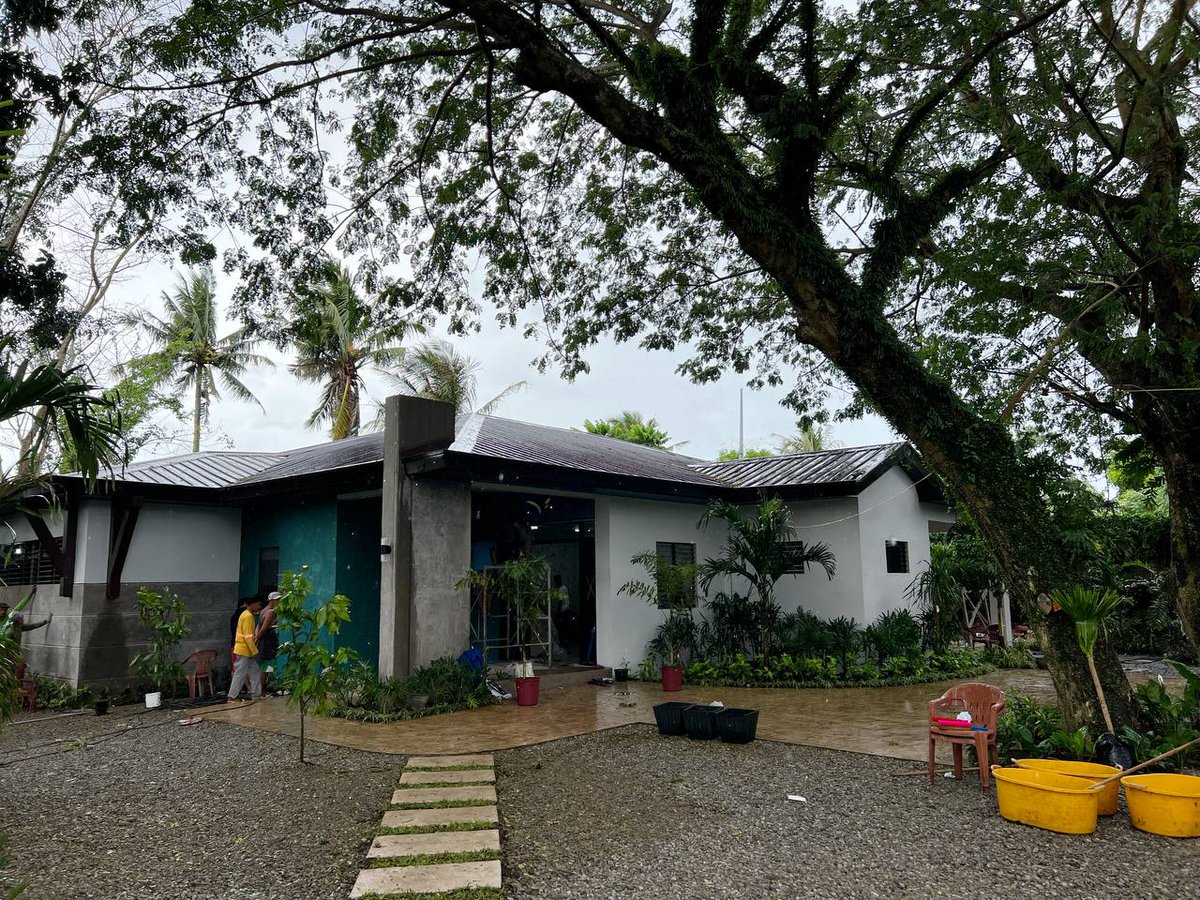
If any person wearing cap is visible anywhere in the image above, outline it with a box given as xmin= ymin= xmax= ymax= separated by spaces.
xmin=255 ymin=591 xmax=281 ymax=694
xmin=227 ymin=595 xmax=264 ymax=701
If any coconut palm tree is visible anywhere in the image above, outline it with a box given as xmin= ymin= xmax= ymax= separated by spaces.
xmin=774 ymin=424 xmax=840 ymax=454
xmin=583 ymin=411 xmax=681 ymax=449
xmin=289 ymin=261 xmax=420 ymax=440
xmin=699 ymin=497 xmax=837 ymax=660
xmin=125 ymin=268 xmax=269 ymax=452
xmin=382 ymin=338 xmax=524 ymax=418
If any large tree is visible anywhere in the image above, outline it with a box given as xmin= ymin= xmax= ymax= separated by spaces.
xmin=125 ymin=268 xmax=268 ymax=452
xmin=289 ymin=260 xmax=419 ymax=440
xmin=98 ymin=1 xmax=1200 ymax=727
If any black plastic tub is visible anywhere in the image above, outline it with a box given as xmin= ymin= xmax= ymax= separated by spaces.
xmin=683 ymin=704 xmax=724 ymax=740
xmin=613 ymin=667 xmax=629 ymax=682
xmin=653 ymin=702 xmax=695 ymax=736
xmin=716 ymin=708 xmax=759 ymax=744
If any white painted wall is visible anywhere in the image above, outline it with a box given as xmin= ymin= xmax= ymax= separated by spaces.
xmin=75 ymin=499 xmax=112 ymax=585
xmin=122 ymin=503 xmax=242 ymax=583
xmin=1 ymin=509 xmax=64 ymax=545
xmin=775 ymin=497 xmax=865 ymax=621
xmin=593 ymin=495 xmax=725 ymax=668
xmin=856 ymin=466 xmax=931 ymax=624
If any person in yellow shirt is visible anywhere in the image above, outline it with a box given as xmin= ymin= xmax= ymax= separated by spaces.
xmin=227 ymin=595 xmax=264 ymax=700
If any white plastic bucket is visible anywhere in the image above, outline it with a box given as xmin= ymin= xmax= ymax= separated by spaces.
xmin=144 ymin=691 xmax=162 ymax=709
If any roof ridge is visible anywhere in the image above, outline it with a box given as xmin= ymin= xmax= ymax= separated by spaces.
xmin=478 ymin=413 xmax=708 ymax=463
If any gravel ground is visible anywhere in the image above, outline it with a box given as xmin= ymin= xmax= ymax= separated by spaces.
xmin=0 ymin=704 xmax=402 ymax=899
xmin=497 ymin=725 xmax=1197 ymax=900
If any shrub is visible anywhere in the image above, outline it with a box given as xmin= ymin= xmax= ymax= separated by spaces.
xmin=982 ymin=639 xmax=1036 ymax=669
xmin=329 ymin=657 xmax=497 ymax=724
xmin=129 ymin=586 xmax=189 ymax=695
xmin=863 ymin=609 xmax=922 ymax=662
xmin=30 ymin=674 xmax=92 ymax=710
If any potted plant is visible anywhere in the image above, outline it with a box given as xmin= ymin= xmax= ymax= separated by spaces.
xmin=620 ymin=550 xmax=697 ymax=691
xmin=613 ymin=658 xmax=630 ymax=682
xmin=93 ymin=690 xmax=110 ymax=716
xmin=458 ymin=556 xmax=563 ymax=706
xmin=129 ymin=586 xmax=190 ymax=708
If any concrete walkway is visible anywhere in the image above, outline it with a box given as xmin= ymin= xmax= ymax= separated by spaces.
xmin=351 ymin=753 xmax=502 ymax=898
xmin=204 ymin=668 xmax=1060 ymax=763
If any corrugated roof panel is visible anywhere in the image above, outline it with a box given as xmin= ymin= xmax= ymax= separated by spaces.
xmin=450 ymin=416 xmax=723 ymax=487
xmin=691 ymin=443 xmax=905 ymax=489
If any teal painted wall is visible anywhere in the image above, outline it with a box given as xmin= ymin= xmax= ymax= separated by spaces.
xmin=240 ymin=495 xmax=382 ymax=663
xmin=335 ymin=497 xmax=382 ymax=665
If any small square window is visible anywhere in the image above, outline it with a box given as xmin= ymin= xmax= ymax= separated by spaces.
xmin=773 ymin=541 xmax=811 ymax=574
xmin=885 ymin=540 xmax=909 ymax=574
xmin=654 ymin=541 xmax=697 ymax=609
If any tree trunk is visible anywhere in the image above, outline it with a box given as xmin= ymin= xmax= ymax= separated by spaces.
xmin=823 ymin=320 xmax=1135 ymax=730
xmin=192 ymin=376 xmax=202 ymax=453
xmin=1160 ymin=436 xmax=1200 ymax=658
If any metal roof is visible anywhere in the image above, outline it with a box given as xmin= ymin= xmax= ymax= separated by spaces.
xmin=450 ymin=415 xmax=723 ymax=487
xmin=236 ymin=433 xmax=385 ymax=486
xmin=100 ymin=450 xmax=288 ymax=489
xmin=691 ymin=443 xmax=908 ymax=490
xmin=65 ymin=416 xmax=923 ymax=499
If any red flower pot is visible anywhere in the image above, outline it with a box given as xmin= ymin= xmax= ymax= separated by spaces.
xmin=661 ymin=665 xmax=683 ymax=692
xmin=515 ymin=676 xmax=541 ymax=706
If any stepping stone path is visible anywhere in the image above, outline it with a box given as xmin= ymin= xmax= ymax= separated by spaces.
xmin=350 ymin=753 xmax=501 ymax=899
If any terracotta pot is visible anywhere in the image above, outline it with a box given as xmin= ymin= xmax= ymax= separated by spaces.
xmin=515 ymin=676 xmax=540 ymax=706
xmin=661 ymin=665 xmax=683 ymax=692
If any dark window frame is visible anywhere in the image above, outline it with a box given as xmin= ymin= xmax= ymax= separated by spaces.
xmin=0 ymin=538 xmax=62 ymax=586
xmin=773 ymin=541 xmax=812 ymax=574
xmin=257 ymin=546 xmax=280 ymax=596
xmin=885 ymin=540 xmax=910 ymax=574
xmin=654 ymin=541 xmax=698 ymax=609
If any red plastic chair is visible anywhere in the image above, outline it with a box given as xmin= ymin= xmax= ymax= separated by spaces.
xmin=928 ymin=682 xmax=1006 ymax=792
xmin=183 ymin=650 xmax=217 ymax=699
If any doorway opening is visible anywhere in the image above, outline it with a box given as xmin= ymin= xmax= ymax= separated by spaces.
xmin=469 ymin=489 xmax=596 ymax=666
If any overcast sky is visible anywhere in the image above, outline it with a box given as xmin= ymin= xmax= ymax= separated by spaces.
xmin=114 ymin=257 xmax=898 ymax=462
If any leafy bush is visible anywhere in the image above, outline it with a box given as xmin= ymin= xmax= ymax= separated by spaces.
xmin=129 ymin=586 xmax=189 ymax=695
xmin=997 ymin=666 xmax=1200 ymax=770
xmin=863 ymin=609 xmax=922 ymax=663
xmin=1107 ymin=578 xmax=1195 ymax=663
xmin=664 ymin=647 xmax=988 ymax=689
xmin=982 ymin=639 xmax=1037 ymax=669
xmin=30 ymin=674 xmax=92 ymax=710
xmin=329 ymin=657 xmax=497 ymax=724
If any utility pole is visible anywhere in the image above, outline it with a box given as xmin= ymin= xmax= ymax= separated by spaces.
xmin=738 ymin=389 xmax=744 ymax=458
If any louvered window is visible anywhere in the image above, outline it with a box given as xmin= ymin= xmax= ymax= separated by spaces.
xmin=0 ymin=539 xmax=62 ymax=586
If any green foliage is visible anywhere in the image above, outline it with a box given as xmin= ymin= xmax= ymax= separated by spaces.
xmin=825 ymin=616 xmax=862 ymax=679
xmin=1051 ymin=586 xmax=1127 ymax=660
xmin=129 ymin=586 xmax=189 ymax=695
xmin=29 ymin=674 xmax=92 ymax=710
xmin=982 ymin=640 xmax=1037 ymax=670
xmin=384 ymin=338 xmax=523 ymax=417
xmin=0 ymin=594 xmax=32 ymax=728
xmin=699 ymin=497 xmax=836 ymax=661
xmin=862 ymin=609 xmax=922 ymax=664
xmin=675 ymin=647 xmax=987 ymax=689
xmin=289 ymin=259 xmax=419 ymax=439
xmin=275 ymin=566 xmax=356 ymax=762
xmin=583 ymin=412 xmax=675 ymax=449
xmin=457 ymin=556 xmax=562 ymax=665
xmin=621 ymin=549 xmax=699 ymax=667
xmin=717 ymin=448 xmax=774 ymax=460
xmin=122 ymin=267 xmax=269 ymax=452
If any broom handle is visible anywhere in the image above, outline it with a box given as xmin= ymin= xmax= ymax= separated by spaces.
xmin=1090 ymin=736 xmax=1200 ymax=789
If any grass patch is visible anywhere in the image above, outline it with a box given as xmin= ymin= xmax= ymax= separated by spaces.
xmin=367 ymin=849 xmax=500 ymax=869
xmin=390 ymin=798 xmax=494 ymax=811
xmin=404 ymin=765 xmax=493 ymax=772
xmin=358 ymin=889 xmax=505 ymax=900
xmin=377 ymin=822 xmax=495 ymax=835
xmin=395 ymin=780 xmax=493 ymax=789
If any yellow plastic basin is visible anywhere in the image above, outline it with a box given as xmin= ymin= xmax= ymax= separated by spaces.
xmin=992 ymin=766 xmax=1100 ymax=834
xmin=1121 ymin=774 xmax=1200 ymax=838
xmin=1014 ymin=759 xmax=1121 ymax=816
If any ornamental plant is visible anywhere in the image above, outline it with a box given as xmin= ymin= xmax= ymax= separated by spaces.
xmin=275 ymin=566 xmax=355 ymax=762
xmin=130 ymin=586 xmax=190 ymax=695
xmin=458 ymin=555 xmax=563 ymax=674
xmin=1050 ymin=585 xmax=1128 ymax=734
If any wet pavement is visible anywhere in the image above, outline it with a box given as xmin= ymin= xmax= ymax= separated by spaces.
xmin=204 ymin=668 xmax=1082 ymax=763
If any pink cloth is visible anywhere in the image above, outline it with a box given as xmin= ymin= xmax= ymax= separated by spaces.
xmin=933 ymin=717 xmax=971 ymax=728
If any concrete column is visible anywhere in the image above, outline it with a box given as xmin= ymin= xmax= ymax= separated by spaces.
xmin=378 ymin=396 xmax=410 ymax=678
xmin=378 ymin=395 xmax=458 ymax=678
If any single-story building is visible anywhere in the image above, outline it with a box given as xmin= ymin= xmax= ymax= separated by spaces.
xmin=3 ymin=397 xmax=955 ymax=687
